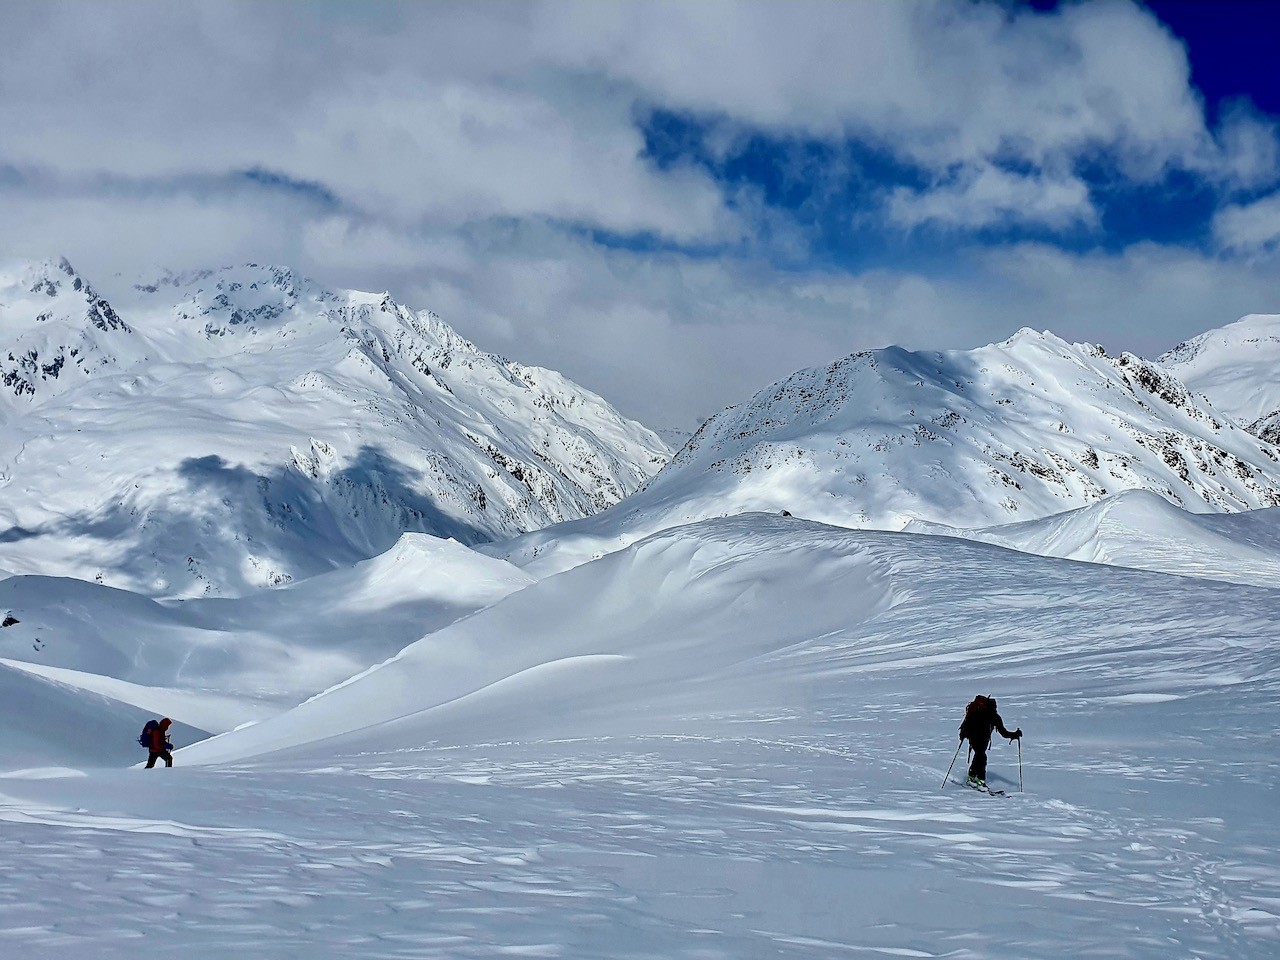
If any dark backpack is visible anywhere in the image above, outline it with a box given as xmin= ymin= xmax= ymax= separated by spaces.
xmin=959 ymin=695 xmax=994 ymax=741
xmin=138 ymin=719 xmax=160 ymax=749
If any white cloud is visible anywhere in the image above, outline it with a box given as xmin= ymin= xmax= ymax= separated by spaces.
xmin=301 ymin=217 xmax=474 ymax=275
xmin=0 ymin=3 xmax=732 ymax=243
xmin=534 ymin=1 xmax=1214 ymax=173
xmin=291 ymin=80 xmax=731 ymax=240
xmin=0 ymin=189 xmax=310 ymax=281
xmin=3 ymin=0 xmax=1272 ymax=241
xmin=2 ymin=0 xmax=1280 ymax=431
xmin=887 ymin=164 xmax=1096 ymax=231
xmin=1213 ymin=192 xmax=1280 ymax=252
xmin=530 ymin=0 xmax=1278 ymax=228
xmin=1212 ymin=106 xmax=1280 ymax=189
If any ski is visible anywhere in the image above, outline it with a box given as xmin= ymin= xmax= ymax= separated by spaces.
xmin=951 ymin=778 xmax=1005 ymax=796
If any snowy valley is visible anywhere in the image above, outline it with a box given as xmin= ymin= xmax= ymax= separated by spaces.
xmin=1 ymin=266 xmax=1278 ymax=958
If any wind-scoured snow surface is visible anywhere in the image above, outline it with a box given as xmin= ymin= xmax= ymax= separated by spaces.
xmin=493 ymin=328 xmax=1280 ymax=576
xmin=0 ymin=258 xmax=668 ymax=597
xmin=1 ymin=514 xmax=1278 ymax=958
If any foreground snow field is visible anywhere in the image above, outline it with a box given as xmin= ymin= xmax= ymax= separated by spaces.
xmin=0 ymin=515 xmax=1276 ymax=958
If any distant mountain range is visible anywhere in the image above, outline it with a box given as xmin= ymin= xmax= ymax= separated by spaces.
xmin=0 ymin=258 xmax=669 ymax=597
xmin=6 ymin=254 xmax=1279 ymax=595
xmin=3 ymin=257 xmax=1280 ymax=784
xmin=495 ymin=325 xmax=1280 ymax=575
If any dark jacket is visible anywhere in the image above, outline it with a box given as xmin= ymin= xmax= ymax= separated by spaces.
xmin=960 ymin=699 xmax=1014 ymax=751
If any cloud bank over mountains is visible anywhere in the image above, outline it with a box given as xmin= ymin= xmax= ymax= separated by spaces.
xmin=2 ymin=0 xmax=1278 ymax=428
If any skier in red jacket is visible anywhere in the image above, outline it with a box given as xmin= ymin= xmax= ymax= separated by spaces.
xmin=144 ymin=717 xmax=174 ymax=768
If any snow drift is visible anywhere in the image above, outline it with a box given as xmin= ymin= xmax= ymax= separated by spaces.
xmin=181 ymin=511 xmax=1280 ymax=765
xmin=908 ymin=488 xmax=1280 ymax=589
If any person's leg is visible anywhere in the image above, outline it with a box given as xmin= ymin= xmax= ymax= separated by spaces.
xmin=161 ymin=750 xmax=173 ymax=768
xmin=145 ymin=751 xmax=159 ymax=769
xmin=968 ymin=745 xmax=987 ymax=782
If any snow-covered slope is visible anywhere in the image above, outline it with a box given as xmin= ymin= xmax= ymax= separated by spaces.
xmin=0 ymin=660 xmax=213 ymax=770
xmin=491 ymin=329 xmax=1280 ymax=576
xmin=182 ymin=511 xmax=1280 ymax=765
xmin=5 ymin=513 xmax=1260 ymax=958
xmin=1161 ymin=313 xmax=1280 ymax=437
xmin=0 ymin=259 xmax=668 ymax=597
xmin=181 ymin=516 xmax=897 ymax=762
xmin=0 ymin=496 xmax=1275 ymax=959
xmin=0 ymin=533 xmax=533 ymax=757
xmin=908 ymin=488 xmax=1280 ymax=589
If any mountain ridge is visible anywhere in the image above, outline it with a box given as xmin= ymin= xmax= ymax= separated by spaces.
xmin=492 ymin=325 xmax=1280 ymax=575
xmin=0 ymin=258 xmax=669 ymax=597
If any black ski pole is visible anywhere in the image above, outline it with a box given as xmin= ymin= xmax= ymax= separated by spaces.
xmin=942 ymin=739 xmax=963 ymax=789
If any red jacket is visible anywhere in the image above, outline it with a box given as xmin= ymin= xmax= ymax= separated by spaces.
xmin=149 ymin=719 xmax=173 ymax=751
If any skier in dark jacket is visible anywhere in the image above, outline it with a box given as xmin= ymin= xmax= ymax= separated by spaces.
xmin=144 ymin=717 xmax=174 ymax=768
xmin=959 ymin=696 xmax=1020 ymax=786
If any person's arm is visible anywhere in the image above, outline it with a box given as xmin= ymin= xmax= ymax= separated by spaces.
xmin=993 ymin=712 xmax=1022 ymax=740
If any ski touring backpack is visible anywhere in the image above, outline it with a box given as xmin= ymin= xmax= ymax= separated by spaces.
xmin=138 ymin=719 xmax=160 ymax=750
xmin=960 ymin=695 xmax=995 ymax=741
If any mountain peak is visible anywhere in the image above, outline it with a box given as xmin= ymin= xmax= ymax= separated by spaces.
xmin=499 ymin=323 xmax=1280 ymax=576
xmin=1161 ymin=313 xmax=1280 ymax=430
xmin=2 ymin=256 xmax=83 ymax=296
xmin=0 ymin=258 xmax=669 ymax=596
xmin=995 ymin=326 xmax=1086 ymax=357
xmin=1001 ymin=326 xmax=1049 ymax=345
xmin=0 ymin=257 xmax=135 ymax=406
xmin=130 ymin=263 xmax=344 ymax=342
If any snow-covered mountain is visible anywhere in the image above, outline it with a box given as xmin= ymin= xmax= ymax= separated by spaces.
xmin=1161 ymin=313 xmax=1280 ymax=442
xmin=0 ymin=257 xmax=138 ymax=411
xmin=0 ymin=259 xmax=668 ymax=597
xmin=493 ymin=328 xmax=1280 ymax=575
xmin=3 ymin=307 xmax=1280 ymax=956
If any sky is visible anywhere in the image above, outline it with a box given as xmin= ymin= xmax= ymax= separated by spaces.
xmin=2 ymin=0 xmax=1279 ymax=431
